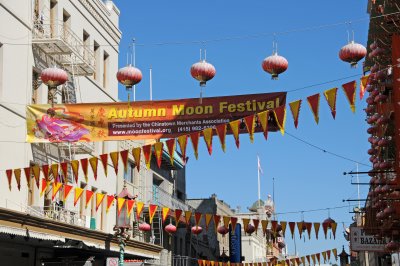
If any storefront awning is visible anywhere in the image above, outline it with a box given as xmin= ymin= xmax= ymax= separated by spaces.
xmin=0 ymin=225 xmax=65 ymax=242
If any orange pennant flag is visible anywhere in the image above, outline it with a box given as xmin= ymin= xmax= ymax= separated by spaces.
xmin=307 ymin=93 xmax=320 ymax=124
xmin=331 ymin=222 xmax=338 ymax=239
xmin=261 ymin=220 xmax=268 ymax=236
xmin=127 ymin=199 xmax=135 ymax=218
xmin=60 ymin=162 xmax=68 ymax=181
xmin=95 ymin=193 xmax=105 ymax=211
xmin=89 ymin=157 xmax=98 ymax=181
xmin=52 ymin=182 xmax=62 ymax=200
xmin=14 ymin=169 xmax=21 ymax=191
xmin=132 ymin=147 xmax=141 ymax=171
xmin=215 ymin=124 xmax=227 ymax=152
xmin=174 ymin=209 xmax=183 ymax=227
xmin=213 ymin=215 xmax=221 ymax=232
xmin=162 ymin=207 xmax=170 ymax=224
xmin=297 ymin=222 xmax=304 ymax=239
xmin=253 ymin=219 xmax=260 ymax=234
xmin=106 ymin=195 xmax=115 ymax=213
xmin=85 ymin=190 xmax=94 ymax=208
xmin=244 ymin=115 xmax=256 ymax=143
xmin=110 ymin=151 xmax=119 ymax=175
xmin=242 ymin=218 xmax=250 ymax=233
xmin=205 ymin=213 xmax=213 ymax=231
xmin=190 ymin=132 xmax=200 ymax=160
xmin=289 ymin=222 xmax=296 ymax=239
xmin=195 ymin=212 xmax=202 ymax=227
xmin=223 ymin=216 xmax=230 ymax=229
xmin=40 ymin=178 xmax=48 ymax=197
xmin=257 ymin=110 xmax=269 ymax=140
xmin=230 ymin=217 xmax=238 ymax=232
xmin=80 ymin=158 xmax=89 ymax=183
xmin=289 ymin=100 xmax=302 ymax=128
xmin=177 ymin=135 xmax=188 ymax=164
xmin=360 ymin=75 xmax=370 ymax=100
xmin=42 ymin=165 xmax=49 ymax=181
xmin=99 ymin=154 xmax=108 ymax=176
xmin=185 ymin=210 xmax=193 ymax=226
xmin=149 ymin=204 xmax=158 ymax=224
xmin=342 ymin=80 xmax=357 ymax=113
xmin=332 ymin=248 xmax=337 ymax=260
xmin=63 ymin=184 xmax=73 ymax=201
xmin=273 ymin=105 xmax=286 ymax=135
xmin=154 ymin=142 xmax=164 ymax=168
xmin=71 ymin=160 xmax=79 ymax=184
xmin=229 ymin=120 xmax=240 ymax=148
xmin=51 ymin=164 xmax=59 ymax=183
xmin=120 ymin=150 xmax=129 ymax=173
xmin=117 ymin=198 xmax=125 ymax=216
xmin=323 ymin=87 xmax=338 ymax=119
xmin=314 ymin=222 xmax=320 ymax=239
xmin=280 ymin=221 xmax=287 ymax=237
xmin=166 ymin=139 xmax=176 ymax=165
xmin=142 ymin=144 xmax=152 ymax=169
xmin=203 ymin=127 xmax=213 ymax=155
xmin=136 ymin=201 xmax=144 ymax=220
xmin=32 ymin=165 xmax=40 ymax=189
xmin=73 ymin=187 xmax=84 ymax=206
xmin=23 ymin=167 xmax=31 ymax=188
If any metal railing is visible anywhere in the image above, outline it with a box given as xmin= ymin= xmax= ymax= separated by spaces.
xmin=32 ymin=205 xmax=88 ymax=227
xmin=152 ymin=185 xmax=190 ymax=211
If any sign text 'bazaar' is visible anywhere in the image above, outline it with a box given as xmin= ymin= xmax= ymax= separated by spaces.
xmin=350 ymin=227 xmax=387 ymax=252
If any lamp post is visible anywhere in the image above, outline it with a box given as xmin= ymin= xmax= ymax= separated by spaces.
xmin=114 ymin=185 xmax=137 ymax=266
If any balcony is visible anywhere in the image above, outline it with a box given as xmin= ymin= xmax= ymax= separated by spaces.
xmin=56 ymin=141 xmax=95 ymax=155
xmin=152 ymin=185 xmax=190 ymax=211
xmin=32 ymin=21 xmax=95 ymax=76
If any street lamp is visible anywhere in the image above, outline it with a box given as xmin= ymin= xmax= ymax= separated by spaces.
xmin=113 ymin=185 xmax=137 ymax=266
xmin=338 ymin=246 xmax=349 ymax=266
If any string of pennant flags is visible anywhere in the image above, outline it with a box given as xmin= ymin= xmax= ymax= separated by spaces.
xmin=4 ymin=77 xmax=369 ymax=193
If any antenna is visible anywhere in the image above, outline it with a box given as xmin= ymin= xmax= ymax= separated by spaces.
xmin=149 ymin=66 xmax=153 ymax=101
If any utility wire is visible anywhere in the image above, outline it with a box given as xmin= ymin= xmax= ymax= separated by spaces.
xmin=275 ymin=204 xmax=358 ymax=215
xmin=286 ymin=74 xmax=362 ymax=93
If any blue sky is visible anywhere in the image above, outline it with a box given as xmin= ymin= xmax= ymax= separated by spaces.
xmin=113 ymin=0 xmax=370 ymax=258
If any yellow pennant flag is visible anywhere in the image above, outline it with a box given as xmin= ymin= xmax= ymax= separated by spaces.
xmin=32 ymin=165 xmax=40 ymax=189
xmin=314 ymin=222 xmax=320 ymax=239
xmin=311 ymin=254 xmax=316 ymax=265
xmin=289 ymin=100 xmax=302 ymax=129
xmin=189 ymin=132 xmax=200 ymax=160
xmin=132 ymin=147 xmax=141 ymax=172
xmin=223 ymin=216 xmax=230 ymax=229
xmin=203 ymin=127 xmax=213 ymax=155
xmin=301 ymin=257 xmax=306 ymax=265
xmin=136 ymin=201 xmax=144 ymax=220
xmin=162 ymin=207 xmax=170 ymax=224
xmin=257 ymin=110 xmax=269 ymax=140
xmin=177 ymin=135 xmax=188 ymax=163
xmin=154 ymin=142 xmax=164 ymax=168
xmin=117 ymin=198 xmax=126 ymax=217
xmin=215 ymin=124 xmax=227 ymax=152
xmin=14 ymin=169 xmax=21 ymax=191
xmin=165 ymin=139 xmax=176 ymax=166
xmin=95 ymin=193 xmax=105 ymax=211
xmin=280 ymin=221 xmax=287 ymax=237
xmin=261 ymin=220 xmax=268 ymax=235
xmin=322 ymin=251 xmax=327 ymax=263
xmin=229 ymin=120 xmax=240 ymax=148
xmin=51 ymin=182 xmax=62 ymax=200
xmin=51 ymin=164 xmax=59 ymax=183
xmin=70 ymin=160 xmax=79 ymax=184
xmin=242 ymin=218 xmax=250 ymax=232
xmin=185 ymin=211 xmax=192 ymax=226
xmin=331 ymin=222 xmax=338 ymax=239
xmin=73 ymin=187 xmax=84 ymax=206
xmin=332 ymin=248 xmax=337 ymax=260
xmin=89 ymin=157 xmax=99 ymax=181
xmin=110 ymin=151 xmax=119 ymax=175
xmin=244 ymin=115 xmax=256 ymax=143
xmin=205 ymin=213 xmax=213 ymax=231
xmin=323 ymin=87 xmax=338 ymax=119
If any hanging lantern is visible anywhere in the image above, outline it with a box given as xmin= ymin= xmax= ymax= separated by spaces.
xmin=370 ymin=41 xmax=378 ymax=50
xmin=339 ymin=41 xmax=367 ymax=68
xmin=165 ymin=223 xmax=177 ymax=235
xmin=386 ymin=241 xmax=399 ymax=251
xmin=116 ymin=65 xmax=142 ymax=90
xmin=41 ymin=66 xmax=68 ymax=89
xmin=190 ymin=57 xmax=216 ymax=103
xmin=217 ymin=226 xmax=229 ymax=236
xmin=191 ymin=226 xmax=203 ymax=235
xmin=322 ymin=217 xmax=336 ymax=229
xmin=245 ymin=224 xmax=256 ymax=235
xmin=261 ymin=52 xmax=288 ymax=80
xmin=138 ymin=222 xmax=151 ymax=232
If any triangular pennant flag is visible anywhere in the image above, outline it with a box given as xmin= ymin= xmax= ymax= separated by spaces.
xmin=342 ymin=80 xmax=357 ymax=113
xmin=261 ymin=220 xmax=268 ymax=236
xmin=322 ymin=222 xmax=329 ymax=239
xmin=190 ymin=132 xmax=200 ymax=159
xmin=64 ymin=184 xmax=73 ymax=201
xmin=242 ymin=218 xmax=250 ymax=234
xmin=153 ymin=142 xmax=164 ymax=168
xmin=185 ymin=210 xmax=193 ymax=226
xmin=331 ymin=222 xmax=338 ymax=239
xmin=52 ymin=182 xmax=62 ymax=200
xmin=71 ymin=160 xmax=79 ymax=184
xmin=223 ymin=216 xmax=230 ymax=229
xmin=14 ymin=169 xmax=21 ymax=191
xmin=230 ymin=217 xmax=238 ymax=232
xmin=257 ymin=110 xmax=269 ymax=140
xmin=307 ymin=93 xmax=320 ymax=124
xmin=132 ymin=147 xmax=141 ymax=171
xmin=213 ymin=215 xmax=221 ymax=232
xmin=99 ymin=154 xmax=108 ymax=176
xmin=316 ymin=253 xmax=321 ymax=264
xmin=166 ymin=139 xmax=176 ymax=165
xmin=40 ymin=178 xmax=48 ymax=197
xmin=142 ymin=144 xmax=152 ymax=169
xmin=60 ymin=162 xmax=68 ymax=181
xmin=291 ymin=259 xmax=296 ymax=266
xmin=51 ymin=164 xmax=59 ymax=183
xmin=42 ymin=165 xmax=49 ymax=181
xmin=253 ymin=219 xmax=260 ymax=235
xmin=120 ymin=149 xmax=129 ymax=173
xmin=175 ymin=209 xmax=183 ymax=227
xmin=136 ymin=201 xmax=144 ymax=220
xmin=198 ymin=260 xmax=203 ymax=266
xmin=289 ymin=100 xmax=302 ymax=128
xmin=85 ymin=190 xmax=94 ymax=208
xmin=215 ymin=124 xmax=227 ymax=152
xmin=305 ymin=222 xmax=312 ymax=239
xmin=306 ymin=255 xmax=310 ymax=265
xmin=73 ymin=187 xmax=84 ymax=206
xmin=32 ymin=165 xmax=40 ymax=189
xmin=297 ymin=222 xmax=304 ymax=239
xmin=106 ymin=195 xmax=115 ymax=213
xmin=205 ymin=214 xmax=213 ymax=231
xmin=80 ymin=158 xmax=89 ymax=183
xmin=89 ymin=157 xmax=98 ymax=181
xmin=117 ymin=197 xmax=125 ymax=216
xmin=280 ymin=221 xmax=287 ymax=237
xmin=195 ymin=212 xmax=202 ymax=227
xmin=110 ymin=151 xmax=119 ymax=175
xmin=273 ymin=105 xmax=286 ymax=135
xmin=244 ymin=115 xmax=256 ymax=143
xmin=229 ymin=120 xmax=240 ymax=148
xmin=95 ymin=193 xmax=105 ymax=211
xmin=322 ymin=251 xmax=327 ymax=263
xmin=202 ymin=127 xmax=213 ymax=155
xmin=162 ymin=207 xmax=170 ymax=224
xmin=295 ymin=258 xmax=301 ymax=265
xmin=149 ymin=204 xmax=158 ymax=224
xmin=332 ymin=248 xmax=337 ymax=260
xmin=323 ymin=87 xmax=338 ymax=119
xmin=127 ymin=199 xmax=135 ymax=218
xmin=177 ymin=135 xmax=188 ymax=164
xmin=327 ymin=250 xmax=331 ymax=261
xmin=360 ymin=75 xmax=370 ymax=100
xmin=24 ymin=167 xmax=31 ymax=188
xmin=313 ymin=222 xmax=320 ymax=239
xmin=311 ymin=254 xmax=316 ymax=265
xmin=289 ymin=222 xmax=296 ymax=239
xmin=301 ymin=257 xmax=306 ymax=266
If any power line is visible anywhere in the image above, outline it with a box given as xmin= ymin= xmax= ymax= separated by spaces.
xmin=275 ymin=204 xmax=358 ymax=215
xmin=286 ymin=74 xmax=362 ymax=93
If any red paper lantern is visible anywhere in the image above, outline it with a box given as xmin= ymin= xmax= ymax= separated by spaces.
xmin=386 ymin=241 xmax=398 ymax=251
xmin=191 ymin=226 xmax=203 ymax=235
xmin=165 ymin=223 xmax=177 ymax=234
xmin=245 ymin=224 xmax=256 ymax=235
xmin=339 ymin=41 xmax=367 ymax=68
xmin=217 ymin=226 xmax=229 ymax=235
xmin=190 ymin=60 xmax=216 ymax=87
xmin=262 ymin=52 xmax=288 ymax=80
xmin=139 ymin=222 xmax=151 ymax=232
xmin=116 ymin=65 xmax=142 ymax=89
xmin=322 ymin=217 xmax=335 ymax=229
xmin=41 ymin=66 xmax=68 ymax=88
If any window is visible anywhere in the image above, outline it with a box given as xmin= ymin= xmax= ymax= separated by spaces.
xmin=103 ymin=51 xmax=109 ymax=89
xmin=83 ymin=30 xmax=90 ymax=61
xmin=93 ymin=41 xmax=100 ymax=81
xmin=62 ymin=9 xmax=71 ymax=39
xmin=124 ymin=161 xmax=135 ymax=183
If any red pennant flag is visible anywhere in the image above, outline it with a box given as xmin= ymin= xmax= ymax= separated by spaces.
xmin=229 ymin=120 xmax=240 ymax=148
xmin=51 ymin=164 xmax=59 ymax=183
xmin=190 ymin=132 xmax=200 ymax=159
xmin=64 ymin=184 xmax=73 ymax=201
xmin=166 ymin=139 xmax=176 ymax=165
xmin=280 ymin=221 xmax=287 ymax=237
xmin=297 ymin=222 xmax=304 ymax=239
xmin=149 ymin=204 xmax=158 ymax=224
xmin=126 ymin=199 xmax=135 ymax=218
xmin=40 ymin=178 xmax=48 ymax=197
xmin=120 ymin=150 xmax=129 ymax=173
xmin=24 ymin=167 xmax=31 ymax=188
xmin=271 ymin=220 xmax=278 ymax=235
xmin=305 ymin=222 xmax=312 ymax=239
xmin=106 ymin=195 xmax=115 ymax=213
xmin=360 ymin=75 xmax=370 ymax=100
xmin=257 ymin=110 xmax=269 ymax=140
xmin=253 ymin=219 xmax=260 ymax=235
xmin=215 ymin=124 xmax=227 ymax=152
xmin=42 ymin=165 xmax=49 ymax=181
xmin=85 ymin=190 xmax=94 ymax=208
xmin=331 ymin=222 xmax=338 ymax=239
xmin=203 ymin=127 xmax=213 ymax=155
xmin=244 ymin=115 xmax=256 ymax=143
xmin=177 ymin=135 xmax=188 ymax=164
xmin=289 ymin=100 xmax=302 ymax=128
xmin=195 ymin=212 xmax=202 ymax=227
xmin=110 ymin=151 xmax=119 ymax=175
xmin=175 ymin=209 xmax=183 ymax=227
xmin=132 ymin=147 xmax=141 ymax=171
xmin=314 ymin=222 xmax=320 ymax=239
xmin=213 ymin=215 xmax=221 ymax=232
xmin=306 ymin=255 xmax=310 ymax=265
xmin=327 ymin=250 xmax=331 ymax=261
xmin=322 ymin=222 xmax=329 ymax=239
xmin=80 ymin=158 xmax=89 ymax=183
xmin=323 ymin=87 xmax=338 ymax=119
xmin=273 ymin=105 xmax=286 ymax=135
xmin=89 ymin=157 xmax=98 ymax=181
xmin=142 ymin=144 xmax=152 ymax=169
xmin=289 ymin=222 xmax=296 ymax=239
xmin=32 ymin=165 xmax=40 ymax=189
xmin=60 ymin=162 xmax=68 ymax=181
xmin=261 ymin=220 xmax=268 ymax=236
xmin=6 ymin=169 xmax=12 ymax=191
xmin=71 ymin=160 xmax=79 ymax=184
xmin=153 ymin=142 xmax=164 ymax=168
xmin=307 ymin=93 xmax=320 ymax=124
xmin=99 ymin=154 xmax=108 ymax=176
xmin=231 ymin=217 xmax=238 ymax=232
xmin=14 ymin=169 xmax=21 ymax=191
xmin=342 ymin=80 xmax=357 ymax=113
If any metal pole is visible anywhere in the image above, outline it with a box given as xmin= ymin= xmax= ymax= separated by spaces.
xmin=119 ymin=234 xmax=125 ymax=266
xmin=257 ymin=156 xmax=261 ymax=208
